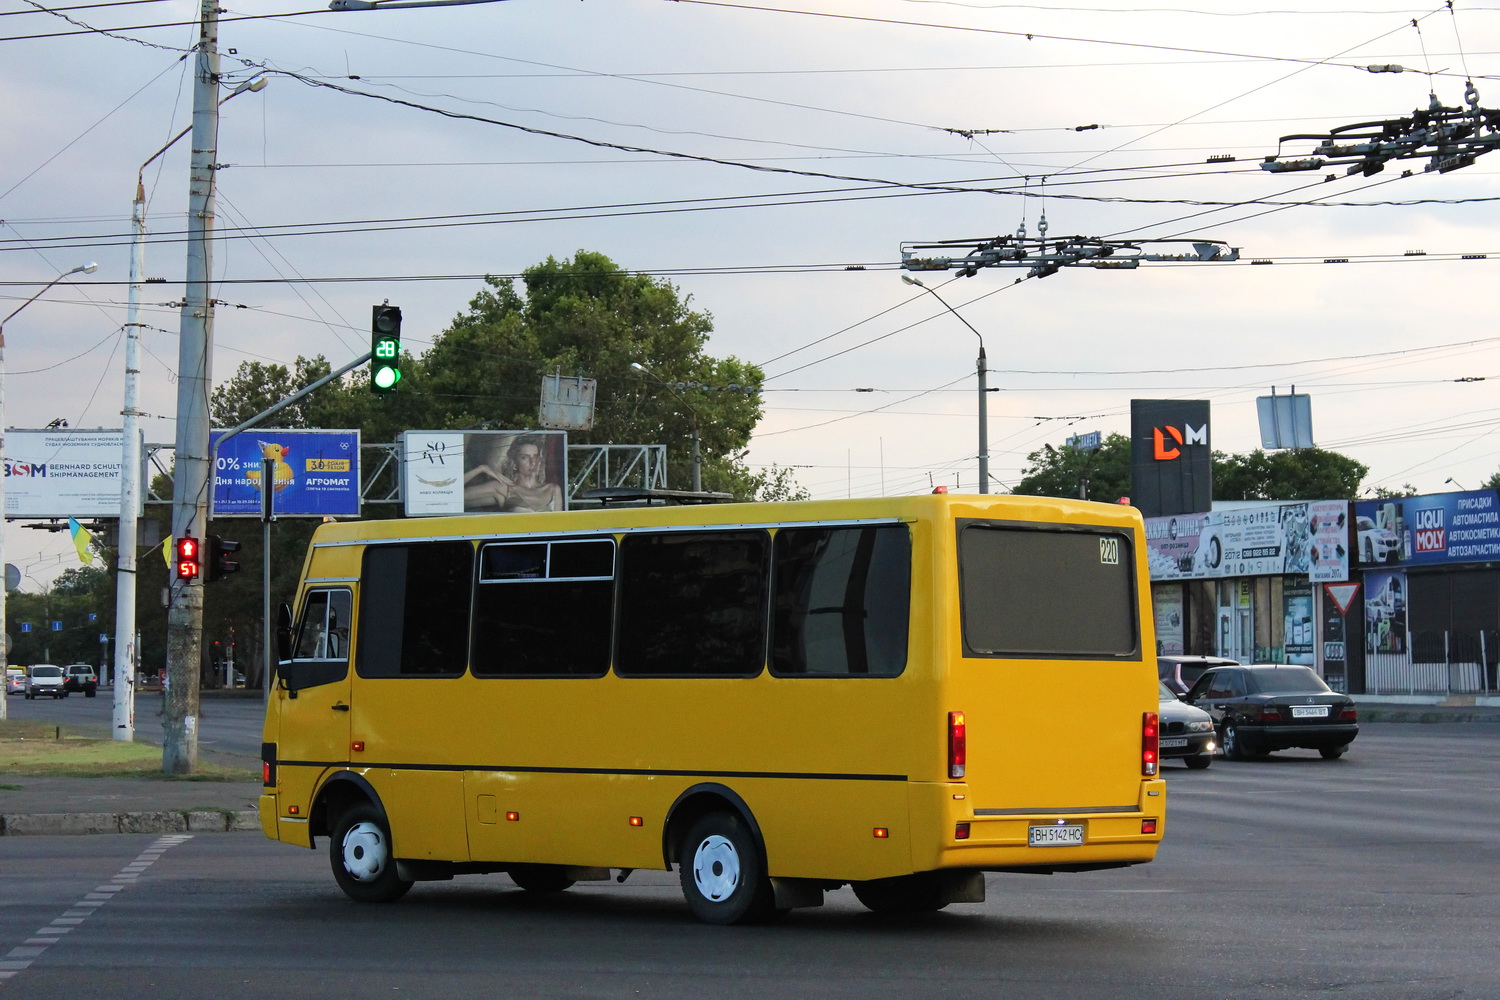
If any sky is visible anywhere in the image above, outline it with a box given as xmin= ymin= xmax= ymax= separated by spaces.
xmin=4 ymin=0 xmax=1500 ymax=586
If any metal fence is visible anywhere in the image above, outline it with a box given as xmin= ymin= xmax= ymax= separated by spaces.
xmin=1366 ymin=630 xmax=1497 ymax=696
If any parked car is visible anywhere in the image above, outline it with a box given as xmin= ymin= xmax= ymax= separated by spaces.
xmin=1158 ymin=681 xmax=1216 ymax=769
xmin=1157 ymin=654 xmax=1238 ymax=697
xmin=1183 ymin=664 xmax=1358 ymax=760
xmin=25 ymin=664 xmax=66 ymax=700
xmin=5 ymin=667 xmax=24 ymax=695
xmin=63 ymin=663 xmax=98 ymax=697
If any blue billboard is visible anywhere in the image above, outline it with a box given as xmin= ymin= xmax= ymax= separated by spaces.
xmin=1353 ymin=490 xmax=1500 ymax=567
xmin=211 ymin=429 xmax=360 ymax=517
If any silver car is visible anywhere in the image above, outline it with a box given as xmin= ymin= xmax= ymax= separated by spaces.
xmin=5 ymin=667 xmax=24 ymax=695
xmin=26 ymin=664 xmax=65 ymax=699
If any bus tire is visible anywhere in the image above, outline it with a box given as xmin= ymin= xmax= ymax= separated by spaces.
xmin=330 ymin=802 xmax=413 ymax=904
xmin=678 ymin=811 xmax=778 ymax=925
xmin=508 ymin=864 xmax=576 ymax=893
xmin=852 ymin=872 xmax=948 ymax=915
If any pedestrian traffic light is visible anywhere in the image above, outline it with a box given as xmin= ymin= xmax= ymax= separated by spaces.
xmin=371 ymin=304 xmax=402 ymax=393
xmin=175 ymin=534 xmax=201 ymax=582
xmin=207 ymin=535 xmax=241 ymax=583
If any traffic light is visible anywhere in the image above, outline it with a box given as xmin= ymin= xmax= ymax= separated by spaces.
xmin=371 ymin=304 xmax=402 ymax=393
xmin=207 ymin=535 xmax=241 ymax=583
xmin=175 ymin=534 xmax=201 ymax=582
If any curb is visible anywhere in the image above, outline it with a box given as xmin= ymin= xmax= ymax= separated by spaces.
xmin=0 ymin=809 xmax=259 ymax=836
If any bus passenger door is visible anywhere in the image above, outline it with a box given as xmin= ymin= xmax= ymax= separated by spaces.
xmin=273 ymin=588 xmax=354 ymax=812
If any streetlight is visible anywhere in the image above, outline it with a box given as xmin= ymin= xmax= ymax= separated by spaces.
xmin=0 ymin=262 xmax=98 ymax=723
xmin=1445 ymin=478 xmax=1468 ymax=491
xmin=630 ymin=362 xmax=702 ymax=492
xmin=114 ymin=73 xmax=268 ymax=743
xmin=901 ymin=275 xmax=989 ymax=494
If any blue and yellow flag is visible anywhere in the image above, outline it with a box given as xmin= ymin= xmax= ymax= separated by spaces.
xmin=67 ymin=517 xmax=95 ymax=566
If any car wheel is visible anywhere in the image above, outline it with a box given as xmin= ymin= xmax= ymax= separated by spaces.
xmin=329 ymin=802 xmax=413 ymax=904
xmin=507 ymin=864 xmax=576 ymax=893
xmin=852 ymin=872 xmax=949 ymax=915
xmin=1184 ymin=753 xmax=1212 ymax=770
xmin=1362 ymin=538 xmax=1373 ymax=563
xmin=1222 ymin=722 xmax=1246 ymax=760
xmin=1319 ymin=745 xmax=1348 ymax=760
xmin=677 ymin=811 xmax=779 ymax=925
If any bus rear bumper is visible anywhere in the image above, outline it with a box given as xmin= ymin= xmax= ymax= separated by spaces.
xmin=916 ymin=778 xmax=1166 ymax=872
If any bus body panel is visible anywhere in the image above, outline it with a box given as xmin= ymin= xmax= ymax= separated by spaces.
xmin=261 ymin=495 xmax=1163 ymax=893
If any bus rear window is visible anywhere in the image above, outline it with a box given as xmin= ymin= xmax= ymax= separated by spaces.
xmin=958 ymin=522 xmax=1138 ymax=658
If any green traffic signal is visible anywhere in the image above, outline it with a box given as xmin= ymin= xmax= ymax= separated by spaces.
xmin=371 ymin=304 xmax=402 ymax=394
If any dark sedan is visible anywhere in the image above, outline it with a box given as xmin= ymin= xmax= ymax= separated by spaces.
xmin=1183 ymin=664 xmax=1358 ymax=761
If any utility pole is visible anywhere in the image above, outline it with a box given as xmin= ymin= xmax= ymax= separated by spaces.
xmin=162 ymin=0 xmax=222 ymax=774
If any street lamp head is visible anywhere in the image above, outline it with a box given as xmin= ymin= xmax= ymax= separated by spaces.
xmin=900 ymin=274 xmax=925 ymax=288
xmin=74 ymin=262 xmax=98 ymax=276
xmin=629 ymin=362 xmax=647 ymax=373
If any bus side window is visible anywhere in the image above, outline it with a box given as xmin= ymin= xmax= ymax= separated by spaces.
xmin=771 ymin=525 xmax=911 ymax=677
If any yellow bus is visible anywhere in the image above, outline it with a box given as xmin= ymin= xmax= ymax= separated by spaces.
xmin=259 ymin=493 xmax=1165 ymax=923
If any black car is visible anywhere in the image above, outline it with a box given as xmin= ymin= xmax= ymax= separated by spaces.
xmin=1157 ymin=654 xmax=1238 ymax=697
xmin=1158 ymin=682 xmax=1216 ymax=769
xmin=1183 ymin=664 xmax=1358 ymax=760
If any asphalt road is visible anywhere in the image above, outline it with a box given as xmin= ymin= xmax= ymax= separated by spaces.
xmin=4 ymin=688 xmax=266 ymax=763
xmin=1 ymin=725 xmax=1497 ymax=999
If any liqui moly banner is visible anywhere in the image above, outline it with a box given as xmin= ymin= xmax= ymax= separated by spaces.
xmin=1353 ymin=490 xmax=1500 ymax=566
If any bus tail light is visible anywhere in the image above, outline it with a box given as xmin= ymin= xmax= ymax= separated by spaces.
xmin=1142 ymin=711 xmax=1159 ymax=776
xmin=261 ymin=742 xmax=276 ymax=787
xmin=948 ymin=711 xmax=966 ymax=779
xmin=1142 ymin=818 xmax=1157 ymax=835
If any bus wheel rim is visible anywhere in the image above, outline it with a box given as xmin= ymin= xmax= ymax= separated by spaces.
xmin=342 ymin=821 xmax=388 ymax=882
xmin=691 ymin=834 xmax=741 ymax=902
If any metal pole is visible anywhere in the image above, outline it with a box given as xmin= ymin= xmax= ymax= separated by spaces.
xmin=111 ymin=184 xmax=146 ymax=742
xmin=976 ymin=345 xmax=989 ymax=494
xmin=691 ymin=420 xmax=701 ymax=493
xmin=162 ymin=0 xmax=221 ymax=774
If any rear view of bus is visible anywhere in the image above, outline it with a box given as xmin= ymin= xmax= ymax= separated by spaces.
xmin=918 ymin=497 xmax=1164 ymax=890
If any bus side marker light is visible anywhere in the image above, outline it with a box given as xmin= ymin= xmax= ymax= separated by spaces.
xmin=351 ymin=741 xmax=365 ymax=753
xmin=629 ymin=816 xmax=643 ymax=827
xmin=287 ymin=805 xmax=300 ymax=815
xmin=506 ymin=812 xmax=520 ymax=822
xmin=873 ymin=828 xmax=889 ymax=839
xmin=955 ymin=823 xmax=970 ymax=840
xmin=1142 ymin=819 xmax=1158 ymax=835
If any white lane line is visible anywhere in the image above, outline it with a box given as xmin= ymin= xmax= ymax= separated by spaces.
xmin=0 ymin=834 xmax=192 ymax=985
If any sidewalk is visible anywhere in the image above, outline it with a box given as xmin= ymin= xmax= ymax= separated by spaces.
xmin=2 ymin=699 xmax=1496 ymax=837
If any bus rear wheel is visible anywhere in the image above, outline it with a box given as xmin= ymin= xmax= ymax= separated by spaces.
xmin=678 ymin=811 xmax=779 ymax=925
xmin=852 ymin=872 xmax=948 ymax=915
xmin=330 ymin=802 xmax=413 ymax=903
xmin=508 ymin=864 xmax=576 ymax=893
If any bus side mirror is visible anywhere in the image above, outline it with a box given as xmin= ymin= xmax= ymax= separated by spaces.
xmin=275 ymin=603 xmax=298 ymax=696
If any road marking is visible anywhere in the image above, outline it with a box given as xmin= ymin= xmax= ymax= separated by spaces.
xmin=0 ymin=834 xmax=192 ymax=985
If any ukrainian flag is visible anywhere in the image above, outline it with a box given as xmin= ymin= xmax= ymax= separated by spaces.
xmin=67 ymin=517 xmax=95 ymax=566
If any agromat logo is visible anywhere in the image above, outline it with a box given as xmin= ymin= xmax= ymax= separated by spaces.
xmin=1152 ymin=422 xmax=1208 ymax=461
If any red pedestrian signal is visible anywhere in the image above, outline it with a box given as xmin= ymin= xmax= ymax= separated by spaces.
xmin=176 ymin=535 xmax=201 ymax=581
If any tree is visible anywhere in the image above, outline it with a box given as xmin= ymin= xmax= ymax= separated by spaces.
xmin=1012 ymin=433 xmax=1132 ymax=503
xmin=752 ymin=464 xmax=811 ymax=502
xmin=1011 ymin=437 xmax=1371 ymax=504
xmin=1213 ymin=448 xmax=1368 ymax=502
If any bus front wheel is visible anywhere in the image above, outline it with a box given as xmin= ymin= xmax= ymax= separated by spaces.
xmin=678 ymin=811 xmax=779 ymax=925
xmin=330 ymin=802 xmax=413 ymax=904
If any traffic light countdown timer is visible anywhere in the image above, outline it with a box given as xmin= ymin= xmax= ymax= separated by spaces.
xmin=175 ymin=534 xmax=242 ymax=583
xmin=371 ymin=304 xmax=402 ymax=393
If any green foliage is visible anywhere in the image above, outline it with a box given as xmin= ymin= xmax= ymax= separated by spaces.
xmin=752 ymin=464 xmax=812 ymax=502
xmin=1213 ymin=448 xmax=1368 ymax=502
xmin=1485 ymin=471 xmax=1500 ymax=491
xmin=8 ymin=562 xmax=114 ymax=668
xmin=1012 ymin=433 xmax=1132 ymax=503
xmin=1012 ymin=437 xmax=1371 ymax=505
xmin=1369 ymin=483 xmax=1419 ymax=499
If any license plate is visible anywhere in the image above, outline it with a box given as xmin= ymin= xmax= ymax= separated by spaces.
xmin=1159 ymin=737 xmax=1188 ymax=748
xmin=1291 ymin=705 xmax=1329 ymax=718
xmin=1029 ymin=824 xmax=1084 ymax=847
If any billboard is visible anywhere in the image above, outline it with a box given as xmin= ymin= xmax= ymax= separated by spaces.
xmin=1145 ymin=500 xmax=1350 ymax=583
xmin=1130 ymin=399 xmax=1211 ymax=518
xmin=403 ymin=430 xmax=568 ymax=516
xmin=3 ymin=428 xmax=140 ymax=519
xmin=1353 ymin=490 xmax=1500 ymax=567
xmin=210 ymin=430 xmax=361 ymax=517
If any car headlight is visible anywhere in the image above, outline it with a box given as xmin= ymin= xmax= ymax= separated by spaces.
xmin=1188 ymin=720 xmax=1215 ymax=732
